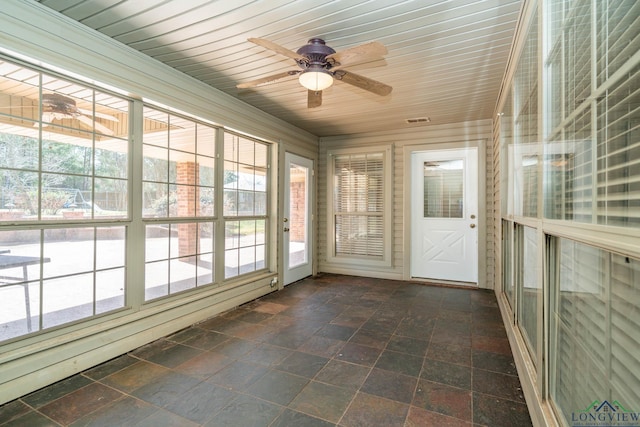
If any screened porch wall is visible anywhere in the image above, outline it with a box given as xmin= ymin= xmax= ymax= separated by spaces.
xmin=492 ymin=0 xmax=640 ymax=426
xmin=0 ymin=2 xmax=318 ymax=405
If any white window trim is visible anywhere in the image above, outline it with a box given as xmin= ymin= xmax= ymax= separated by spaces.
xmin=326 ymin=145 xmax=392 ymax=268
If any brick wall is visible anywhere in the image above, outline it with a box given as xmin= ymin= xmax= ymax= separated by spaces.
xmin=177 ymin=161 xmax=199 ymax=257
xmin=289 ymin=180 xmax=306 ymax=242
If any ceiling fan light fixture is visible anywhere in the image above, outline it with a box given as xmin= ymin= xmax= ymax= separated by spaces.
xmin=299 ymin=69 xmax=333 ymax=91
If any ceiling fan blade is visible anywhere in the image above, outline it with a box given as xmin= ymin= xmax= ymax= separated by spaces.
xmin=333 ymin=70 xmax=392 ymax=96
xmin=248 ymin=38 xmax=303 ymax=61
xmin=76 ymin=114 xmax=114 ymax=136
xmin=237 ymin=70 xmax=300 ymax=89
xmin=308 ymin=90 xmax=322 ymax=108
xmin=326 ymin=41 xmax=388 ymax=68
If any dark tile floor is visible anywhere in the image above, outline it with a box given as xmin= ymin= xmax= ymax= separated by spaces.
xmin=0 ymin=274 xmax=533 ymax=427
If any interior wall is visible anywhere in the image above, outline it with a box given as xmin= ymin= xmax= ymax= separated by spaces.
xmin=0 ymin=2 xmax=318 ymax=404
xmin=318 ymin=120 xmax=494 ymax=288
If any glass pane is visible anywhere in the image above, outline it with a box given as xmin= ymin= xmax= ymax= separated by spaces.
xmin=143 ymin=145 xmax=168 ymax=182
xmin=255 ymin=142 xmax=268 ymax=168
xmin=596 ymin=66 xmax=640 ymax=227
xmin=239 ymin=247 xmax=255 ymax=275
xmin=289 ymin=163 xmax=308 ymax=268
xmin=550 ymin=239 xmax=640 ymax=425
xmin=198 ymin=187 xmax=214 ymax=217
xmin=169 ymin=116 xmax=195 ymax=153
xmin=255 ymin=220 xmax=265 ymax=245
xmin=196 ymin=124 xmax=216 ymax=157
xmin=238 ymin=138 xmax=255 ymax=165
xmin=145 ymin=260 xmax=168 ymax=300
xmin=94 ymin=177 xmax=127 ymax=219
xmin=239 ymin=220 xmax=256 ymax=247
xmin=96 ymin=227 xmax=125 ymax=270
xmin=224 ymin=161 xmax=238 ymax=189
xmin=43 ymin=227 xmax=94 ymax=278
xmin=223 ymin=189 xmax=237 ymax=216
xmin=95 ymin=142 xmax=128 ymax=179
xmin=225 ymin=248 xmax=239 ymax=278
xmin=544 ymin=110 xmax=593 ymax=222
xmin=238 ymin=190 xmax=254 ymax=215
xmin=143 ymin=182 xmax=168 ymax=218
xmin=255 ymin=192 xmax=267 ymax=216
xmin=255 ymin=244 xmax=265 ymax=270
xmin=518 ymin=225 xmax=540 ymax=361
xmin=0 ymin=133 xmax=39 ymax=171
xmin=502 ymin=220 xmax=514 ymax=309
xmin=500 ymin=91 xmax=514 ymax=216
xmin=197 ymin=155 xmax=215 ymax=186
xmin=143 ymin=107 xmax=169 ymax=148
xmin=225 ymin=221 xmax=240 ymax=250
xmin=224 ymin=133 xmax=238 ymax=161
xmin=95 ymin=268 xmax=124 ymax=314
xmin=173 ymin=184 xmax=196 ymax=217
xmin=423 ymin=160 xmax=463 ymax=218
xmin=0 ymin=228 xmax=43 ymax=338
xmin=197 ymin=223 xmax=214 ymax=286
xmin=42 ymin=273 xmax=93 ymax=329
xmin=336 ymin=215 xmax=383 ymax=257
xmin=169 ymin=257 xmax=196 ymax=294
xmin=145 ymin=224 xmax=170 ymax=262
xmin=169 ymin=151 xmax=196 ymax=184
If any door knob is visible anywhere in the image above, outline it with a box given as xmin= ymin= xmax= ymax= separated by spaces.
xmin=470 ymin=224 xmax=476 ymax=228
xmin=283 ymin=218 xmax=288 ymax=223
xmin=284 ymin=227 xmax=290 ymax=232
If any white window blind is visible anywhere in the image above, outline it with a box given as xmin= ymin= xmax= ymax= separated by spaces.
xmin=333 ymin=153 xmax=384 ymax=258
xmin=596 ymin=66 xmax=640 ymax=227
xmin=544 ymin=0 xmax=639 ymax=228
xmin=514 ymin=11 xmax=539 ymax=218
xmin=551 ymin=239 xmax=640 ymax=424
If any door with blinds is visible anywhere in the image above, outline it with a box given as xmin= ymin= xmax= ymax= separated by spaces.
xmin=410 ymin=148 xmax=478 ymax=283
xmin=283 ymin=153 xmax=313 ymax=285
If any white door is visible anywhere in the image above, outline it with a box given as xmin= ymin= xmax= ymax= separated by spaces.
xmin=410 ymin=148 xmax=478 ymax=283
xmin=283 ymin=153 xmax=313 ymax=285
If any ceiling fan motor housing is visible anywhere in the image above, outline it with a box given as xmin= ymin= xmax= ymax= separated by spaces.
xmin=296 ymin=38 xmax=336 ymax=70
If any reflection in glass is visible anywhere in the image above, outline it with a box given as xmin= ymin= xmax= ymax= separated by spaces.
xmin=423 ymin=160 xmax=463 ymax=218
xmin=289 ymin=163 xmax=308 ymax=268
xmin=518 ymin=225 xmax=540 ymax=361
xmin=550 ymin=238 xmax=640 ymax=426
xmin=0 ymin=226 xmax=126 ymax=340
xmin=144 ymin=222 xmax=216 ymax=301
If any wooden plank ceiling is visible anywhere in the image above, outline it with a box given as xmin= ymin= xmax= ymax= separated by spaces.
xmin=36 ymin=0 xmax=523 ymax=137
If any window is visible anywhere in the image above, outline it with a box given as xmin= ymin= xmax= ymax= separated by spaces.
xmin=223 ymin=132 xmax=268 ymax=279
xmin=550 ymin=238 xmax=640 ymax=426
xmin=516 ymin=225 xmax=540 ymax=362
xmin=142 ymin=107 xmax=217 ymax=300
xmin=0 ymin=59 xmax=275 ymax=341
xmin=0 ymin=58 xmax=129 ymax=340
xmin=513 ymin=11 xmax=539 ymax=218
xmin=502 ymin=220 xmax=514 ymax=310
xmin=328 ymin=147 xmax=391 ymax=266
xmin=544 ymin=0 xmax=640 ymax=228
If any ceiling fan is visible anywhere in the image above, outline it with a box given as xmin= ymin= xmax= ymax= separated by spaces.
xmin=237 ymin=38 xmax=392 ymax=108
xmin=40 ymin=93 xmax=119 ymax=135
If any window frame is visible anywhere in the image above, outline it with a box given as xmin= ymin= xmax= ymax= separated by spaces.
xmin=326 ymin=145 xmax=392 ymax=268
xmin=222 ymin=131 xmax=270 ymax=280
